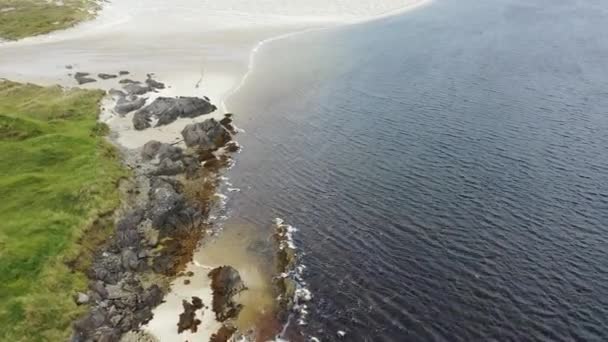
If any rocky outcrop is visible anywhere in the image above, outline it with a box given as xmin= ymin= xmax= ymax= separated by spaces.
xmin=208 ymin=266 xmax=247 ymax=322
xmin=133 ymin=97 xmax=217 ymax=130
xmin=181 ymin=119 xmax=230 ymax=149
xmin=72 ymin=78 xmax=238 ymax=341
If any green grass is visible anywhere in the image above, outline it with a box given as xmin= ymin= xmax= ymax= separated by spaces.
xmin=0 ymin=0 xmax=97 ymax=40
xmin=0 ymin=81 xmax=126 ymax=341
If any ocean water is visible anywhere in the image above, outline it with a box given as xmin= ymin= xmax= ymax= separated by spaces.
xmin=223 ymin=0 xmax=608 ymax=340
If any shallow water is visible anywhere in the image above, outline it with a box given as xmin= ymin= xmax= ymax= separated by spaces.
xmin=224 ymin=0 xmax=608 ymax=340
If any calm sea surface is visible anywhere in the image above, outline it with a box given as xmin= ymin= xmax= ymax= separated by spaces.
xmin=223 ymin=0 xmax=608 ymax=340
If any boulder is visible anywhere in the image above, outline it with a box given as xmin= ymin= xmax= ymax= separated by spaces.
xmin=133 ymin=97 xmax=217 ymax=130
xmin=141 ymin=140 xmax=183 ymax=161
xmin=208 ymin=266 xmax=247 ymax=322
xmin=133 ymin=111 xmax=151 ymax=130
xmin=118 ymin=70 xmax=130 ymax=76
xmin=115 ymin=96 xmax=146 ymax=115
xmin=181 ymin=119 xmax=231 ymax=149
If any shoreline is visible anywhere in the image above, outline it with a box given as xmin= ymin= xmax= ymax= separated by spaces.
xmin=0 ymin=0 xmax=432 ymax=340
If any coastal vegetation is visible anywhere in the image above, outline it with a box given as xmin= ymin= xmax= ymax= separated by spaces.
xmin=0 ymin=0 xmax=97 ymax=40
xmin=0 ymin=81 xmax=125 ymax=341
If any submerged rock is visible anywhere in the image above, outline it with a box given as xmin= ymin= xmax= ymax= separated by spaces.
xmin=133 ymin=97 xmax=217 ymax=130
xmin=98 ymin=73 xmax=118 ymax=80
xmin=181 ymin=119 xmax=231 ymax=149
xmin=208 ymin=266 xmax=247 ymax=322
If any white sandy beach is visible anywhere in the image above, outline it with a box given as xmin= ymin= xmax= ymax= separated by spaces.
xmin=0 ymin=0 xmax=429 ymax=340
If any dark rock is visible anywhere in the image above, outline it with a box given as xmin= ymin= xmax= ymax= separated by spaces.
xmin=208 ymin=266 xmax=247 ymax=322
xmin=224 ymin=141 xmax=240 ymax=153
xmin=148 ymin=178 xmax=183 ymax=229
xmin=123 ymin=83 xmax=150 ymax=95
xmin=132 ymin=111 xmax=151 ymax=130
xmin=121 ymin=249 xmax=139 ymax=271
xmin=219 ymin=115 xmax=236 ymax=133
xmin=119 ymin=78 xmax=139 ymax=84
xmin=73 ymin=307 xmax=107 ymax=334
xmin=142 ymin=285 xmax=164 ymax=308
xmin=177 ymin=299 xmax=202 ymax=334
xmin=108 ymin=89 xmax=127 ymax=98
xmin=210 ymin=325 xmax=237 ymax=342
xmin=133 ymin=97 xmax=217 ymax=130
xmin=115 ymin=209 xmax=143 ymax=249
xmin=118 ymin=70 xmax=130 ymax=75
xmin=153 ymin=158 xmax=185 ymax=176
xmin=90 ymin=281 xmax=109 ymax=299
xmin=184 ymin=279 xmax=191 ymax=285
xmin=98 ymin=73 xmax=118 ymax=80
xmin=115 ymin=96 xmax=146 ymax=115
xmin=74 ymin=72 xmax=97 ymax=85
xmin=141 ymin=140 xmax=183 ymax=161
xmin=146 ymin=76 xmax=165 ymax=90
xmin=192 ymin=296 xmax=204 ymax=310
xmin=181 ymin=119 xmax=231 ymax=149
xmin=66 ymin=65 xmax=73 ymax=69
xmin=141 ymin=140 xmax=162 ymax=160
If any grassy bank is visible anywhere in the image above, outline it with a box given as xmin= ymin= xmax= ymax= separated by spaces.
xmin=0 ymin=81 xmax=125 ymax=341
xmin=0 ymin=0 xmax=97 ymax=40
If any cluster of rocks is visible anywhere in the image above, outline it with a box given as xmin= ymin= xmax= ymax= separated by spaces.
xmin=133 ymin=96 xmax=216 ymax=130
xmin=70 ymin=68 xmax=130 ymax=85
xmin=110 ymin=74 xmax=168 ymax=116
xmin=71 ymin=100 xmax=238 ymax=341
